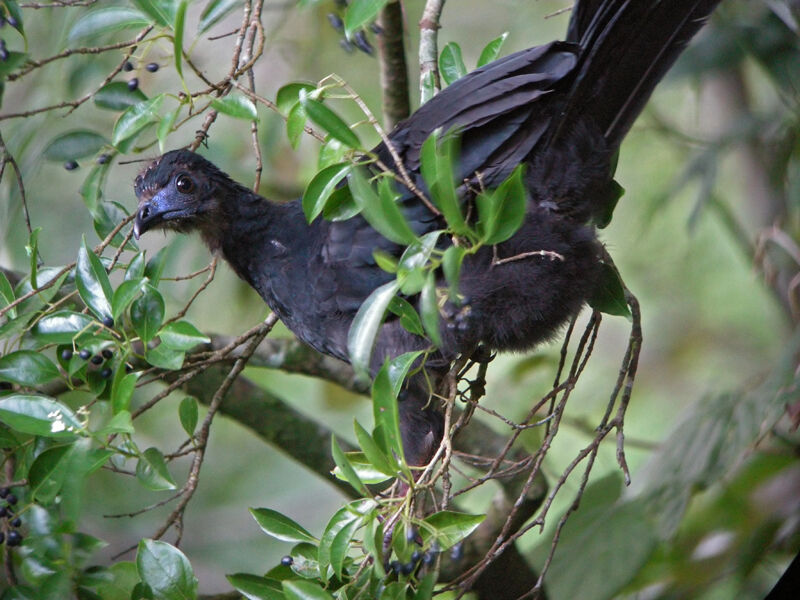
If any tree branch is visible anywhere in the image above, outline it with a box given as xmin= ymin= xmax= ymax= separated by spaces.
xmin=377 ymin=1 xmax=411 ymax=129
xmin=419 ymin=0 xmax=446 ymax=102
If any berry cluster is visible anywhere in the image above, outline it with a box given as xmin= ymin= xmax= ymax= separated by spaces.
xmin=61 ymin=344 xmax=115 ymax=379
xmin=0 ymin=487 xmax=22 ymax=548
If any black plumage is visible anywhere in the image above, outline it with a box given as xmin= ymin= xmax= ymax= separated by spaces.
xmin=133 ymin=0 xmax=722 ymax=468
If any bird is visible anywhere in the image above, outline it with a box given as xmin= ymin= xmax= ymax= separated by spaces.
xmin=133 ymin=0 xmax=723 ymax=470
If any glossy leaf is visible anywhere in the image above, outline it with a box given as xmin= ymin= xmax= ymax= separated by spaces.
xmin=420 ymin=511 xmax=484 ymax=551
xmin=286 ymin=102 xmax=307 ymax=149
xmin=178 ymin=397 xmax=198 ymax=436
xmin=283 ymin=579 xmax=334 ymax=600
xmin=158 ymin=105 xmax=182 ymax=152
xmin=136 ymin=447 xmax=177 ymax=491
xmin=476 ymin=165 xmax=526 ymax=244
xmin=136 ymin=539 xmax=198 ymax=600
xmin=211 ymin=94 xmax=257 ymax=120
xmin=132 ymin=0 xmax=176 ymax=26
xmin=344 ymin=0 xmax=390 ymax=36
xmin=386 ymin=351 xmax=423 ymax=398
xmin=349 ymin=169 xmax=416 ymax=245
xmin=199 ymin=0 xmax=242 ymax=34
xmin=372 ymin=363 xmax=403 ymax=459
xmin=173 ymin=0 xmax=187 ymax=77
xmin=0 ymin=395 xmax=82 ymax=438
xmin=112 ymin=95 xmax=165 ymax=146
xmin=68 ymin=7 xmax=149 ymax=42
xmin=276 ymin=82 xmax=315 ymax=114
xmin=388 ymin=296 xmax=424 ymax=336
xmin=477 ymin=32 xmax=509 ymax=67
xmin=226 ymin=573 xmax=284 ymax=600
xmin=76 ymin=238 xmax=113 ymax=319
xmin=159 ymin=321 xmax=210 ymax=351
xmin=420 ymin=129 xmax=468 ymax=235
xmin=250 ymin=508 xmax=317 ymax=544
xmin=442 ymin=245 xmax=466 ymax=299
xmin=0 ymin=351 xmax=60 ymax=386
xmin=33 ymin=311 xmax=96 ymax=343
xmin=112 ymin=278 xmax=143 ymax=321
xmin=439 ymin=42 xmax=467 ymax=85
xmin=130 ymin=284 xmax=165 ymax=342
xmin=0 ymin=51 xmax=26 ymax=80
xmin=97 ymin=410 xmax=135 ymax=435
xmin=29 ymin=444 xmax=75 ymax=503
xmin=302 ymin=162 xmax=352 ymax=222
xmin=588 ymin=261 xmax=631 ymax=318
xmin=420 ymin=272 xmax=442 ymax=347
xmin=95 ymin=81 xmax=148 ymax=111
xmin=331 ymin=435 xmax=369 ymax=496
xmin=318 ymin=505 xmax=360 ymax=582
xmin=354 ymin=420 xmax=396 ymax=476
xmin=112 ymin=371 xmax=139 ymax=414
xmin=300 ymin=94 xmax=360 ymax=148
xmin=43 ymin=130 xmax=108 ymax=161
xmin=347 ymin=280 xmax=400 ymax=377
xmin=145 ymin=345 xmax=185 ymax=370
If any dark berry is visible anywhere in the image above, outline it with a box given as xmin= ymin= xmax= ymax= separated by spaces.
xmin=6 ymin=530 xmax=21 ymax=546
xmin=100 ymin=368 xmax=112 ymax=379
xmin=0 ymin=38 xmax=5 ymax=48
xmin=326 ymin=13 xmax=344 ymax=31
xmin=389 ymin=560 xmax=401 ymax=574
xmin=0 ymin=382 xmax=11 ymax=390
xmin=0 ymin=488 xmax=8 ymax=498
xmin=96 ymin=154 xmax=109 ymax=165
xmin=6 ymin=494 xmax=17 ymax=505
xmin=353 ymin=30 xmax=373 ymax=55
xmin=280 ymin=555 xmax=293 ymax=567
xmin=401 ymin=561 xmax=415 ymax=575
xmin=6 ymin=17 xmax=17 ymax=28
xmin=79 ymin=349 xmax=91 ymax=360
xmin=450 ymin=542 xmax=463 ymax=562
xmin=422 ymin=551 xmax=435 ymax=565
xmin=0 ymin=506 xmax=7 ymax=518
xmin=127 ymin=78 xmax=139 ymax=91
xmin=64 ymin=160 xmax=79 ymax=171
xmin=91 ymin=355 xmax=103 ymax=365
xmin=61 ymin=349 xmax=73 ymax=361
xmin=411 ymin=550 xmax=422 ymax=564
xmin=102 ymin=348 xmax=113 ymax=360
xmin=102 ymin=316 xmax=114 ymax=328
xmin=0 ymin=47 xmax=10 ymax=61
xmin=123 ymin=61 xmax=134 ymax=71
xmin=370 ymin=22 xmax=383 ymax=35
xmin=10 ymin=517 xmax=20 ymax=527
xmin=145 ymin=62 xmax=159 ymax=73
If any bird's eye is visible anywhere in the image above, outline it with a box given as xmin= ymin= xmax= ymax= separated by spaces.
xmin=175 ymin=175 xmax=194 ymax=194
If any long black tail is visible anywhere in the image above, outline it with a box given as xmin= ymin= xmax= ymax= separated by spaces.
xmin=556 ymin=0 xmax=722 ymax=150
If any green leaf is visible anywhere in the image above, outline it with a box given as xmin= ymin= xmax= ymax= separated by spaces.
xmin=388 ymin=296 xmax=424 ymax=336
xmin=0 ymin=270 xmax=14 ymax=313
xmin=136 ymin=539 xmax=198 ymax=600
xmin=226 ymin=573 xmax=284 ymax=600
xmin=276 ymin=82 xmax=315 ymax=114
xmin=33 ymin=311 xmax=96 ymax=343
xmin=386 ymin=351 xmax=423 ymax=398
xmin=318 ymin=504 xmax=363 ymax=582
xmin=28 ymin=444 xmax=75 ymax=503
xmin=97 ymin=410 xmax=135 ymax=435
xmin=145 ymin=345 xmax=185 ymax=370
xmin=420 ymin=272 xmax=442 ymax=347
xmin=43 ymin=130 xmax=108 ymax=161
xmin=354 ymin=420 xmax=397 ymax=476
xmin=347 ymin=280 xmax=400 ymax=377
xmin=0 ymin=51 xmax=27 ymax=80
xmin=199 ymin=0 xmax=242 ymax=34
xmin=2 ymin=1 xmax=23 ymax=37
xmin=420 ymin=511 xmax=484 ymax=551
xmin=211 ymin=94 xmax=258 ymax=120
xmin=94 ymin=201 xmax=135 ymax=249
xmin=477 ymin=32 xmax=508 ymax=67
xmin=173 ymin=0 xmax=187 ymax=78
xmin=76 ymin=238 xmax=113 ymax=319
xmin=0 ymin=351 xmax=59 ymax=386
xmin=145 ymin=246 xmax=169 ymax=285
xmin=112 ymin=278 xmax=143 ymax=321
xmin=322 ymin=186 xmax=360 ymax=221
xmin=136 ymin=447 xmax=177 ymax=491
xmin=302 ymin=162 xmax=352 ymax=222
xmin=439 ymin=42 xmax=467 ymax=86
xmin=372 ymin=363 xmax=403 ymax=460
xmin=112 ymin=95 xmax=166 ymax=146
xmin=331 ymin=435 xmax=369 ymax=496
xmin=158 ymin=105 xmax=182 ymax=152
xmin=442 ymin=245 xmax=465 ymax=300
xmin=159 ymin=321 xmax=210 ymax=351
xmin=112 ymin=371 xmax=139 ymax=414
xmin=132 ymin=0 xmax=176 ymax=26
xmin=130 ymin=284 xmax=165 ymax=342
xmin=282 ymin=580 xmax=334 ymax=600
xmin=250 ymin=508 xmax=317 ymax=544
xmin=588 ymin=261 xmax=631 ymax=318
xmin=344 ymin=0 xmax=390 ymax=36
xmin=420 ymin=129 xmax=468 ymax=235
xmin=349 ymin=169 xmax=417 ymax=245
xmin=476 ymin=165 xmax=526 ymax=244
xmin=178 ymin=397 xmax=198 ymax=436
xmin=0 ymin=395 xmax=82 ymax=438
xmin=68 ymin=7 xmax=149 ymax=42
xmin=300 ymin=94 xmax=360 ymax=148
xmin=95 ymin=81 xmax=148 ymax=111
xmin=286 ymin=102 xmax=307 ymax=150
xmin=332 ymin=451 xmax=393 ymax=485
xmin=95 ymin=562 xmax=140 ymax=600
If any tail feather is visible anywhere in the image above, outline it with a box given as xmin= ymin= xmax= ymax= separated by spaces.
xmin=555 ymin=0 xmax=722 ymax=149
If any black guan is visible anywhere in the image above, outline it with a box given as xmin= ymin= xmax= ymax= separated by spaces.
xmin=133 ymin=0 xmax=723 ymax=468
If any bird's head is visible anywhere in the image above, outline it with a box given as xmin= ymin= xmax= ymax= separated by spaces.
xmin=133 ymin=149 xmax=232 ymax=241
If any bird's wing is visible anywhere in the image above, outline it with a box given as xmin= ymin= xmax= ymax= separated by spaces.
xmin=374 ymin=41 xmax=578 ymax=191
